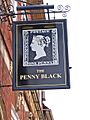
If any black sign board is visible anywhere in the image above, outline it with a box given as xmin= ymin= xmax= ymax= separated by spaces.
xmin=12 ymin=19 xmax=70 ymax=90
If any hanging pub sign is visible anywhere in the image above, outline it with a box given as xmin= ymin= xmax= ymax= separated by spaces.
xmin=12 ymin=19 xmax=70 ymax=90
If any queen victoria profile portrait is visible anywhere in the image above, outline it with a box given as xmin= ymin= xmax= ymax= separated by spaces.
xmin=30 ymin=35 xmax=51 ymax=60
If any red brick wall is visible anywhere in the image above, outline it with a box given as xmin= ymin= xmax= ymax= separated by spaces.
xmin=0 ymin=24 xmax=27 ymax=120
xmin=0 ymin=0 xmax=30 ymax=118
xmin=0 ymin=47 xmax=27 ymax=120
xmin=0 ymin=22 xmax=12 ymax=60
xmin=0 ymin=51 xmax=14 ymax=120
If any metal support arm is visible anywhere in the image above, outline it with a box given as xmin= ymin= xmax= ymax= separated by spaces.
xmin=17 ymin=4 xmax=54 ymax=11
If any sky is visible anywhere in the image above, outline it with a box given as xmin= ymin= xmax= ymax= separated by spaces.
xmin=43 ymin=0 xmax=90 ymax=120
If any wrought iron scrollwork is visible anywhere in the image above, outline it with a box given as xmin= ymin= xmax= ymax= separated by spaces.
xmin=47 ymin=4 xmax=71 ymax=19
xmin=0 ymin=3 xmax=15 ymax=22
xmin=0 ymin=4 xmax=7 ymax=22
xmin=57 ymin=5 xmax=71 ymax=12
xmin=57 ymin=5 xmax=71 ymax=17
xmin=8 ymin=4 xmax=15 ymax=13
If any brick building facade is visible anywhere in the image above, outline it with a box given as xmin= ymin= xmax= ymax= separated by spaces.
xmin=0 ymin=0 xmax=54 ymax=120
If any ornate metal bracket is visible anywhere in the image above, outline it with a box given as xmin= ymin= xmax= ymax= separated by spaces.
xmin=48 ymin=4 xmax=71 ymax=19
xmin=57 ymin=5 xmax=71 ymax=17
xmin=0 ymin=3 xmax=15 ymax=23
xmin=0 ymin=2 xmax=71 ymax=23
